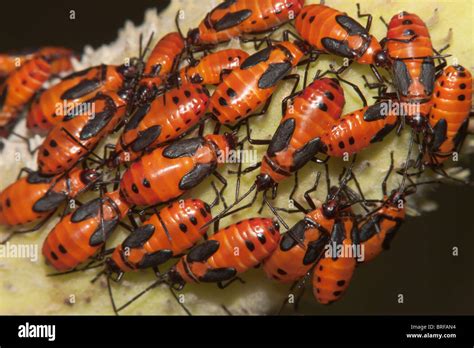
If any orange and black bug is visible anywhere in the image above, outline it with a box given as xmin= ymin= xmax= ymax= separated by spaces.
xmin=379 ymin=12 xmax=448 ymax=130
xmin=35 ymin=47 xmax=74 ymax=75
xmin=312 ymin=213 xmax=357 ymax=304
xmin=263 ymin=160 xmax=364 ymax=311
xmin=135 ymin=32 xmax=185 ymax=104
xmin=0 ymin=46 xmax=73 ymax=78
xmin=209 ymin=41 xmax=304 ymax=127
xmin=319 ymin=102 xmax=399 ymax=157
xmin=26 ymin=64 xmax=138 ymax=134
xmin=423 ymin=65 xmax=472 ymax=166
xmin=0 ymin=56 xmax=51 ymax=136
xmin=357 ymin=152 xmax=408 ymax=263
xmin=0 ymin=166 xmax=100 ymax=243
xmin=0 ymin=48 xmax=74 ymax=136
xmin=120 ymin=133 xmax=236 ymax=207
xmin=111 ymin=82 xmax=210 ymax=165
xmin=116 ymin=217 xmax=281 ymax=313
xmin=262 ymin=168 xmax=356 ymax=283
xmin=42 ymin=189 xmax=131 ymax=272
xmin=105 ymin=185 xmax=221 ymax=281
xmin=186 ymin=0 xmax=305 ymax=46
xmin=0 ymin=47 xmax=73 ymax=79
xmin=37 ymin=90 xmax=131 ymax=175
xmin=0 ymin=50 xmax=35 ymax=78
xmin=294 ymin=4 xmax=387 ymax=76
xmin=247 ymin=77 xmax=346 ymax=193
xmin=170 ymin=48 xmax=249 ymax=86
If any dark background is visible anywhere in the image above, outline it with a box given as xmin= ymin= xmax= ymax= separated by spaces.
xmin=0 ymin=0 xmax=473 ymax=315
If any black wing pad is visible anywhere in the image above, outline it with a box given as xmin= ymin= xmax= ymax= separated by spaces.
xmin=364 ymin=102 xmax=387 ymax=121
xmin=80 ymin=94 xmax=117 ymax=140
xmin=71 ymin=198 xmax=102 ymax=223
xmin=453 ymin=118 xmax=469 ymax=151
xmin=124 ymin=103 xmax=151 ymax=131
xmin=137 ymin=249 xmax=173 ymax=269
xmin=358 ymin=215 xmax=383 ymax=242
xmin=240 ymin=46 xmax=273 ymax=70
xmin=370 ymin=122 xmax=397 ymax=143
xmin=381 ymin=220 xmax=403 ymax=250
xmin=60 ymin=79 xmax=102 ymax=100
xmin=187 ymin=240 xmax=220 ymax=263
xmin=392 ymin=60 xmax=412 ymax=97
xmin=213 ymin=10 xmax=252 ymax=31
xmin=199 ymin=268 xmax=237 ymax=282
xmin=280 ymin=219 xmax=308 ymax=251
xmin=420 ymin=58 xmax=435 ymax=96
xmin=267 ymin=118 xmax=295 ymax=156
xmin=179 ymin=162 xmax=217 ymax=191
xmin=258 ymin=62 xmax=292 ymax=89
xmin=430 ymin=118 xmax=448 ymax=151
xmin=0 ymin=85 xmax=8 ymax=109
xmin=321 ymin=38 xmax=356 ymax=58
xmin=26 ymin=171 xmax=54 ymax=184
xmin=163 ymin=137 xmax=206 ymax=159
xmin=331 ymin=220 xmax=346 ymax=244
xmin=131 ymin=125 xmax=162 ymax=152
xmin=32 ymin=191 xmax=67 ymax=213
xmin=303 ymin=234 xmax=330 ymax=265
xmin=336 ymin=15 xmax=368 ymax=36
xmin=291 ymin=137 xmax=321 ymax=171
xmin=89 ymin=218 xmax=119 ymax=247
xmin=122 ymin=224 xmax=155 ymax=249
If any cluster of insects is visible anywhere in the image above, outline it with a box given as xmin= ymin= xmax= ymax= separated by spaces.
xmin=0 ymin=0 xmax=472 ymax=315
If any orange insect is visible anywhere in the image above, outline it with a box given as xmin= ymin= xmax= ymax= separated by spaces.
xmin=255 ymin=77 xmax=345 ymax=192
xmin=295 ymin=4 xmax=386 ymax=67
xmin=423 ymin=65 xmax=472 ymax=166
xmin=106 ymin=197 xmax=217 ymax=280
xmin=312 ymin=213 xmax=357 ymax=304
xmin=27 ymin=64 xmax=138 ymax=134
xmin=0 ymin=48 xmax=74 ymax=135
xmin=319 ymin=102 xmax=399 ymax=157
xmin=0 ymin=56 xmax=51 ymax=136
xmin=35 ymin=47 xmax=74 ymax=75
xmin=0 ymin=166 xmax=100 ymax=243
xmin=42 ymin=190 xmax=130 ymax=272
xmin=358 ymin=153 xmax=408 ymax=263
xmin=116 ymin=217 xmax=281 ymax=313
xmin=0 ymin=46 xmax=73 ymax=78
xmin=187 ymin=0 xmax=305 ymax=45
xmin=171 ymin=48 xmax=249 ymax=86
xmin=111 ymin=82 xmax=210 ymax=165
xmin=209 ymin=41 xmax=304 ymax=126
xmin=263 ymin=170 xmax=354 ymax=283
xmin=119 ymin=133 xmax=236 ymax=206
xmin=37 ymin=90 xmax=130 ymax=175
xmin=384 ymin=12 xmax=440 ymax=130
xmin=136 ymin=32 xmax=185 ymax=104
xmin=0 ymin=49 xmax=35 ymax=78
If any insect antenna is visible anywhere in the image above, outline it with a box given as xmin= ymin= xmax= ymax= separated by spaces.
xmin=116 ymin=277 xmax=167 ymax=313
xmin=168 ymin=287 xmax=192 ymax=315
xmin=198 ymin=182 xmax=258 ymax=232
